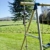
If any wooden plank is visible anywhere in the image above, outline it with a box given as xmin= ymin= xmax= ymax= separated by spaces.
xmin=21 ymin=2 xmax=50 ymax=6
xmin=26 ymin=34 xmax=39 ymax=39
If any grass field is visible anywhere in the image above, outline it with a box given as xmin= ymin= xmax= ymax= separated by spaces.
xmin=0 ymin=21 xmax=50 ymax=50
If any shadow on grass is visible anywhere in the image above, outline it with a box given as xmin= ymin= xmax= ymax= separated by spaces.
xmin=0 ymin=24 xmax=23 ymax=27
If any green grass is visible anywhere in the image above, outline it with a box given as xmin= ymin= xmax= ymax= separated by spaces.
xmin=0 ymin=21 xmax=50 ymax=50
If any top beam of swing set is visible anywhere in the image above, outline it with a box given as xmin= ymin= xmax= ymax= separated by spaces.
xmin=21 ymin=2 xmax=50 ymax=6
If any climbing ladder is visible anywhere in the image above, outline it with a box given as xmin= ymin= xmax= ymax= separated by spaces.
xmin=20 ymin=2 xmax=50 ymax=50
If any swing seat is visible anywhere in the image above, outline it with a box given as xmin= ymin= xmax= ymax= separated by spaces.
xmin=43 ymin=43 xmax=50 ymax=50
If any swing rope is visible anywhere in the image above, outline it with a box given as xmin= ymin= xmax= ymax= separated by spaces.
xmin=23 ymin=5 xmax=27 ymax=50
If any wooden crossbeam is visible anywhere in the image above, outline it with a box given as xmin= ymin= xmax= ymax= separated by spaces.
xmin=21 ymin=2 xmax=50 ymax=6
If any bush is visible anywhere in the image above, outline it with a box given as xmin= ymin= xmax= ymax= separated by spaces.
xmin=39 ymin=12 xmax=50 ymax=25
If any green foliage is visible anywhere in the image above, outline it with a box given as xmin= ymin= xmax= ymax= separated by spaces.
xmin=9 ymin=0 xmax=23 ymax=21
xmin=9 ymin=0 xmax=24 ymax=12
xmin=9 ymin=0 xmax=34 ymax=22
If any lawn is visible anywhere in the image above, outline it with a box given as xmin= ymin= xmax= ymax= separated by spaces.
xmin=0 ymin=21 xmax=50 ymax=50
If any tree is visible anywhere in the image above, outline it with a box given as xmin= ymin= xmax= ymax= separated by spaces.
xmin=9 ymin=0 xmax=34 ymax=24
xmin=9 ymin=0 xmax=23 ymax=20
xmin=39 ymin=11 xmax=50 ymax=25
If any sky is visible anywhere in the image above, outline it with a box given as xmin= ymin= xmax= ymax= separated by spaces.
xmin=0 ymin=0 xmax=13 ymax=18
xmin=36 ymin=0 xmax=50 ymax=16
xmin=0 ymin=0 xmax=50 ymax=18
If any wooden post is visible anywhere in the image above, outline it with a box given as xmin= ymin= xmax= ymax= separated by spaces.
xmin=20 ymin=9 xmax=35 ymax=50
xmin=36 ymin=9 xmax=43 ymax=50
